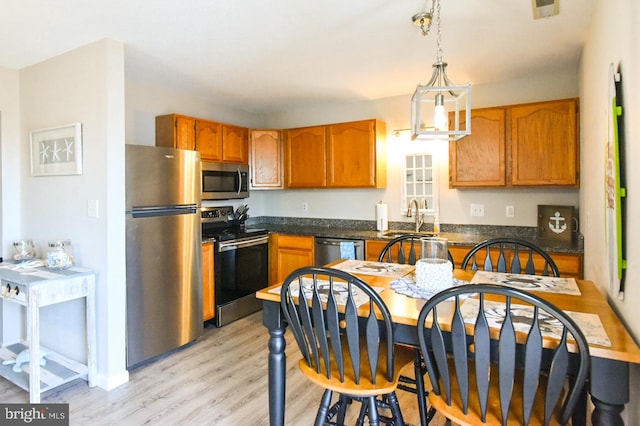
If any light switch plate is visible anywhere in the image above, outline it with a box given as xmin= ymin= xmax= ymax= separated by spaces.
xmin=87 ymin=199 xmax=99 ymax=218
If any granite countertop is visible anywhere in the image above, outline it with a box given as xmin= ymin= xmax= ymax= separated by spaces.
xmin=246 ymin=217 xmax=584 ymax=254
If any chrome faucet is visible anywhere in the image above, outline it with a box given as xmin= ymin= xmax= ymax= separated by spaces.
xmin=407 ymin=198 xmax=427 ymax=232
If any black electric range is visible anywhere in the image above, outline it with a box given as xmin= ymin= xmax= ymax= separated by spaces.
xmin=201 ymin=206 xmax=268 ymax=241
xmin=201 ymin=206 xmax=270 ymax=327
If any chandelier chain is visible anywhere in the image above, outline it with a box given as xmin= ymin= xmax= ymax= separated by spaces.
xmin=435 ymin=0 xmax=443 ymax=63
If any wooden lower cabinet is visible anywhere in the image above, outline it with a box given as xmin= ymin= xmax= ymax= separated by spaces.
xmin=367 ymin=240 xmax=583 ymax=279
xmin=202 ymin=242 xmax=215 ymax=321
xmin=269 ymin=234 xmax=315 ymax=285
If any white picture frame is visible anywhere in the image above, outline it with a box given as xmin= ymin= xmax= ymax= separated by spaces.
xmin=30 ymin=122 xmax=83 ymax=176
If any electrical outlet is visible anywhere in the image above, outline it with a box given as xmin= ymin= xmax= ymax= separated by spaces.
xmin=302 ymin=202 xmax=308 ymax=212
xmin=470 ymin=203 xmax=485 ymax=217
xmin=506 ymin=205 xmax=515 ymax=218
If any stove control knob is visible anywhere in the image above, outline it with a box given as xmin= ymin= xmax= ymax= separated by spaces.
xmin=2 ymin=284 xmax=9 ymax=298
xmin=12 ymin=286 xmax=19 ymax=296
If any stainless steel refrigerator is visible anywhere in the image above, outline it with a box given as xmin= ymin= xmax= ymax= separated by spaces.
xmin=125 ymin=144 xmax=203 ymax=368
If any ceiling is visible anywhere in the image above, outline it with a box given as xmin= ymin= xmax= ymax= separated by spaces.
xmin=1 ymin=0 xmax=596 ymax=114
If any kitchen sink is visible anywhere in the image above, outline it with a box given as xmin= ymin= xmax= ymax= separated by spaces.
xmin=382 ymin=230 xmax=434 ymax=238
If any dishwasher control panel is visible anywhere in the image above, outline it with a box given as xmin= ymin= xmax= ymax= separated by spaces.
xmin=1 ymin=280 xmax=28 ymax=305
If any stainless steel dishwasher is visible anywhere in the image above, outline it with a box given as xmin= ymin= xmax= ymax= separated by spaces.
xmin=314 ymin=237 xmax=365 ymax=266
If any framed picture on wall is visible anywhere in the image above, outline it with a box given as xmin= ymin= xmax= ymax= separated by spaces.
xmin=30 ymin=122 xmax=83 ymax=176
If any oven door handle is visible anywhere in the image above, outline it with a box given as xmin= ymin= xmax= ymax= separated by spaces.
xmin=218 ymin=235 xmax=269 ymax=252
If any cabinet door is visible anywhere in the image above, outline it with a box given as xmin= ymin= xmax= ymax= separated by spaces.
xmin=250 ymin=130 xmax=283 ymax=189
xmin=202 ymin=242 xmax=215 ymax=321
xmin=174 ymin=116 xmax=196 ymax=150
xmin=449 ymin=107 xmax=506 ymax=187
xmin=284 ymin=126 xmax=327 ymax=188
xmin=222 ymin=124 xmax=249 ymax=164
xmin=156 ymin=114 xmax=196 ymax=150
xmin=196 ymin=120 xmax=222 ymax=162
xmin=327 ymin=120 xmax=384 ymax=188
xmin=269 ymin=234 xmax=314 ymax=285
xmin=510 ymin=99 xmax=578 ymax=186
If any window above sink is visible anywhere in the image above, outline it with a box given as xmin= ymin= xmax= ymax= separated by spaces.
xmin=402 ymin=152 xmax=439 ymax=217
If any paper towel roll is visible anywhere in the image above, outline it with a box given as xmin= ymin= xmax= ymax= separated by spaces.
xmin=376 ymin=201 xmax=388 ymax=231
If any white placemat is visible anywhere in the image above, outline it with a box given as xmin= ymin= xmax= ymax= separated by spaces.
xmin=269 ymin=278 xmax=384 ymax=307
xmin=459 ymin=298 xmax=611 ymax=347
xmin=330 ymin=260 xmax=414 ymax=278
xmin=470 ymin=271 xmax=581 ymax=296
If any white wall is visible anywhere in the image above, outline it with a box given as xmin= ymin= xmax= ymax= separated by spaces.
xmin=0 ymin=66 xmax=23 ymax=343
xmin=19 ymin=39 xmax=128 ymax=389
xmin=246 ymin=69 xmax=580 ymax=227
xmin=125 ymin=78 xmax=265 ymax=146
xmin=580 ymin=0 xmax=640 ymax=423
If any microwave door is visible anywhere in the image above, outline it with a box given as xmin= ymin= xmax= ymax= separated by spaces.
xmin=201 ymin=162 xmax=249 ymax=200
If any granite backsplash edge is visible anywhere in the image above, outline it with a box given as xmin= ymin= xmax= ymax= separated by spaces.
xmin=245 ymin=216 xmax=584 ymax=253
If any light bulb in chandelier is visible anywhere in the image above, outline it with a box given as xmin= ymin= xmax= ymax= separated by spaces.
xmin=433 ymin=93 xmax=448 ymax=131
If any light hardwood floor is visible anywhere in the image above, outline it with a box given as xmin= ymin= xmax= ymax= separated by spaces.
xmin=0 ymin=312 xmax=444 ymax=425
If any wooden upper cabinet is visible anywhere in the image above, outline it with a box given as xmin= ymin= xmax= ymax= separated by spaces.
xmin=450 ymin=107 xmax=506 ymax=187
xmin=448 ymin=98 xmax=579 ymax=188
xmin=284 ymin=126 xmax=327 ymax=188
xmin=156 ymin=114 xmax=196 ymax=150
xmin=327 ymin=119 xmax=386 ymax=188
xmin=250 ymin=129 xmax=283 ymax=189
xmin=284 ymin=119 xmax=386 ymax=189
xmin=195 ymin=119 xmax=222 ymax=162
xmin=222 ymin=124 xmax=249 ymax=164
xmin=156 ymin=114 xmax=248 ymax=164
xmin=510 ymin=98 xmax=578 ymax=186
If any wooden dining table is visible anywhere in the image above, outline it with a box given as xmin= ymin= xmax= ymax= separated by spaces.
xmin=255 ymin=261 xmax=640 ymax=426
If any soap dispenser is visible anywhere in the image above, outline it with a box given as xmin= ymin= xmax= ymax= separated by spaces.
xmin=433 ymin=216 xmax=440 ymax=234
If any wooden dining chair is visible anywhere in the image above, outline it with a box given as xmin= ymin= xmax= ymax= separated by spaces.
xmin=378 ymin=234 xmax=455 ymax=267
xmin=280 ymin=266 xmax=414 ymax=426
xmin=378 ymin=234 xmax=455 ymax=425
xmin=417 ymin=283 xmax=590 ymax=425
xmin=461 ymin=237 xmax=560 ymax=277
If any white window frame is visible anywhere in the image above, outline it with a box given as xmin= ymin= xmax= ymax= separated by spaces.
xmin=401 ymin=150 xmax=439 ymax=218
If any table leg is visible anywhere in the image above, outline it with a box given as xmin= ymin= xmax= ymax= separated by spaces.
xmin=591 ymin=399 xmax=624 ymax=426
xmin=590 ymin=357 xmax=629 ymax=426
xmin=27 ymin=291 xmax=40 ymax=403
xmin=86 ymin=276 xmax=97 ymax=387
xmin=263 ymin=301 xmax=287 ymax=426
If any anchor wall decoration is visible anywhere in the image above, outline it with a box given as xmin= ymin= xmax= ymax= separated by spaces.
xmin=537 ymin=205 xmax=576 ymax=242
xmin=549 ymin=211 xmax=568 ymax=234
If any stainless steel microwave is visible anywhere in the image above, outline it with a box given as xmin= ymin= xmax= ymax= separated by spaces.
xmin=201 ymin=162 xmax=249 ymax=200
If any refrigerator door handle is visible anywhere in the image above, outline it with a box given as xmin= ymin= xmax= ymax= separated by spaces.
xmin=131 ymin=205 xmax=198 ymax=218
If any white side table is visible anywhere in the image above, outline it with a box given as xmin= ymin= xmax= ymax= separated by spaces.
xmin=0 ymin=263 xmax=96 ymax=403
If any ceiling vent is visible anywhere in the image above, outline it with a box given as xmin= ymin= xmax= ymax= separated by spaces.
xmin=532 ymin=0 xmax=559 ymax=19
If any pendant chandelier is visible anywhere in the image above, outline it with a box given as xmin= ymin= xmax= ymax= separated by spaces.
xmin=411 ymin=0 xmax=471 ymax=141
